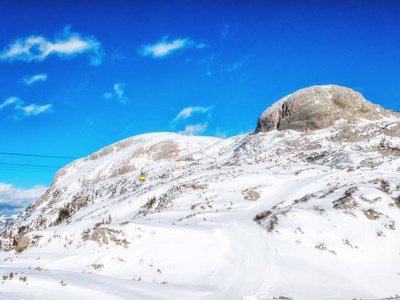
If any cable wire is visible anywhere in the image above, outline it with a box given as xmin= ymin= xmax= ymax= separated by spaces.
xmin=0 ymin=162 xmax=62 ymax=168
xmin=0 ymin=152 xmax=78 ymax=159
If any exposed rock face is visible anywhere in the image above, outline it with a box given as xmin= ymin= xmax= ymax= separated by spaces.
xmin=255 ymin=85 xmax=394 ymax=133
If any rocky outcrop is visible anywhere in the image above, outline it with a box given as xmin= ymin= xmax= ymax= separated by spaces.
xmin=255 ymin=85 xmax=397 ymax=133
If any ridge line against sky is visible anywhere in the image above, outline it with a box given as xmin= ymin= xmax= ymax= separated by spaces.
xmin=0 ymin=0 xmax=400 ymax=201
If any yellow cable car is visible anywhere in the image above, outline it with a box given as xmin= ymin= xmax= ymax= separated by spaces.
xmin=139 ymin=168 xmax=146 ymax=181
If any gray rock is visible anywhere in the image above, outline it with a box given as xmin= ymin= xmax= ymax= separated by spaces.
xmin=243 ymin=189 xmax=261 ymax=201
xmin=255 ymin=85 xmax=396 ymax=133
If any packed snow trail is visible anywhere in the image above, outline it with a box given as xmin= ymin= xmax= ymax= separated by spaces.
xmin=202 ymin=220 xmax=271 ymax=299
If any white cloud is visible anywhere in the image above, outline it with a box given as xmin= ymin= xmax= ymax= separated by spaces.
xmin=103 ymin=92 xmax=113 ymax=100
xmin=23 ymin=74 xmax=48 ymax=86
xmin=0 ymin=183 xmax=47 ymax=217
xmin=139 ymin=36 xmax=207 ymax=58
xmin=103 ymin=83 xmax=128 ymax=104
xmin=196 ymin=43 xmax=209 ymax=49
xmin=173 ymin=106 xmax=213 ymax=122
xmin=227 ymin=55 xmax=250 ymax=72
xmin=215 ymin=129 xmax=227 ymax=139
xmin=0 ymin=97 xmax=22 ymax=110
xmin=114 ymin=84 xmax=125 ymax=98
xmin=178 ymin=123 xmax=208 ymax=136
xmin=0 ymin=97 xmax=52 ymax=118
xmin=0 ymin=26 xmax=104 ymax=65
xmin=17 ymin=103 xmax=53 ymax=116
xmin=140 ymin=37 xmax=191 ymax=57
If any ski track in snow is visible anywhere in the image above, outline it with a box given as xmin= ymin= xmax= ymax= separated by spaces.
xmin=202 ymin=220 xmax=271 ymax=300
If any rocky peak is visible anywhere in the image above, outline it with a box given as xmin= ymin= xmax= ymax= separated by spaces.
xmin=255 ymin=85 xmax=396 ymax=133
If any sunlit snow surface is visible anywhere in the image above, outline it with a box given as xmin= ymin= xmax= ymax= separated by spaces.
xmin=1 ymin=123 xmax=400 ymax=299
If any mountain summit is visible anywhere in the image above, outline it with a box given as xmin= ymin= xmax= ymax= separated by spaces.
xmin=1 ymin=86 xmax=400 ymax=300
xmin=255 ymin=85 xmax=399 ymax=133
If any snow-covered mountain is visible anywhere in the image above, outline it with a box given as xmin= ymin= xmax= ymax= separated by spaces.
xmin=1 ymin=85 xmax=400 ymax=300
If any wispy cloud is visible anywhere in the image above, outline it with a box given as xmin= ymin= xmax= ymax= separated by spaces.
xmin=0 ymin=97 xmax=21 ymax=110
xmin=215 ymin=129 xmax=227 ymax=139
xmin=140 ymin=37 xmax=191 ymax=58
xmin=200 ymin=54 xmax=215 ymax=77
xmin=18 ymin=103 xmax=53 ymax=116
xmin=103 ymin=83 xmax=128 ymax=104
xmin=196 ymin=43 xmax=209 ymax=49
xmin=178 ymin=123 xmax=208 ymax=136
xmin=139 ymin=36 xmax=206 ymax=58
xmin=0 ymin=183 xmax=47 ymax=218
xmin=23 ymin=74 xmax=48 ymax=86
xmin=0 ymin=26 xmax=104 ymax=65
xmin=220 ymin=23 xmax=231 ymax=42
xmin=0 ymin=96 xmax=52 ymax=118
xmin=173 ymin=106 xmax=213 ymax=122
xmin=227 ymin=55 xmax=250 ymax=72
xmin=111 ymin=49 xmax=126 ymax=63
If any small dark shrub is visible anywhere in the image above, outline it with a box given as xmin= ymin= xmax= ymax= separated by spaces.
xmin=363 ymin=208 xmax=381 ymax=220
xmin=55 ymin=205 xmax=72 ymax=225
xmin=255 ymin=210 xmax=271 ymax=221
xmin=144 ymin=196 xmax=156 ymax=209
xmin=380 ymin=179 xmax=390 ymax=194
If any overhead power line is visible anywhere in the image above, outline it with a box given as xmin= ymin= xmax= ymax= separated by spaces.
xmin=0 ymin=152 xmax=78 ymax=159
xmin=0 ymin=166 xmax=57 ymax=173
xmin=0 ymin=162 xmax=62 ymax=169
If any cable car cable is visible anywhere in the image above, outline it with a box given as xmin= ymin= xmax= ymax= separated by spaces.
xmin=0 ymin=162 xmax=62 ymax=168
xmin=0 ymin=152 xmax=78 ymax=159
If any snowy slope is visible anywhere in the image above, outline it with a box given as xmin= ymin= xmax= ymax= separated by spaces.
xmin=1 ymin=119 xmax=400 ymax=300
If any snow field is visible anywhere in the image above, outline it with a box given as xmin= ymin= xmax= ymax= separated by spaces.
xmin=1 ymin=126 xmax=400 ymax=299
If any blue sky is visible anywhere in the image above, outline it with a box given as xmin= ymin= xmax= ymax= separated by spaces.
xmin=1 ymin=0 xmax=400 ymax=214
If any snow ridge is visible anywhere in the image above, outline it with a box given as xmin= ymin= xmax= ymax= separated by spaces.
xmin=1 ymin=108 xmax=400 ymax=299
